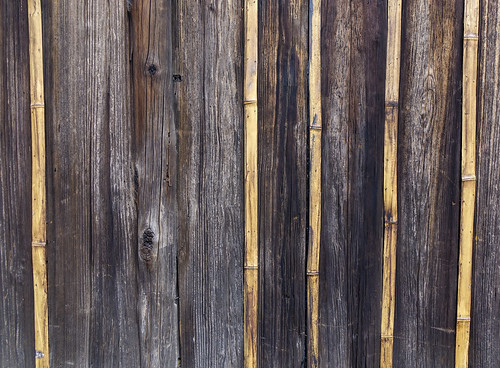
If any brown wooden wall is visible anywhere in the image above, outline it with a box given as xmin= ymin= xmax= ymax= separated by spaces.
xmin=1 ymin=0 xmax=500 ymax=367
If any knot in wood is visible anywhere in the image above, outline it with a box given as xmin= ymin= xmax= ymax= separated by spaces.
xmin=140 ymin=228 xmax=155 ymax=262
xmin=147 ymin=64 xmax=158 ymax=76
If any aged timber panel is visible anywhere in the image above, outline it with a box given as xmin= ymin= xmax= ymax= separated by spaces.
xmin=0 ymin=1 xmax=35 ymax=366
xmin=130 ymin=0 xmax=179 ymax=365
xmin=470 ymin=1 xmax=500 ymax=366
xmin=44 ymin=0 xmax=140 ymax=366
xmin=174 ymin=0 xmax=244 ymax=366
xmin=394 ymin=0 xmax=462 ymax=366
xmin=319 ymin=0 xmax=386 ymax=366
xmin=258 ymin=0 xmax=308 ymax=366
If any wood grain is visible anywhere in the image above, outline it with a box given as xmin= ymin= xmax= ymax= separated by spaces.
xmin=0 ymin=1 xmax=35 ymax=366
xmin=44 ymin=0 xmax=140 ymax=366
xmin=469 ymin=1 xmax=500 ymax=366
xmin=130 ymin=0 xmax=179 ymax=365
xmin=174 ymin=1 xmax=244 ymax=366
xmin=394 ymin=0 xmax=463 ymax=365
xmin=319 ymin=0 xmax=386 ymax=366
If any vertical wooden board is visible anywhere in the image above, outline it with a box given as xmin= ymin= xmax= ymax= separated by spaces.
xmin=44 ymin=0 xmax=140 ymax=366
xmin=258 ymin=0 xmax=308 ymax=366
xmin=174 ymin=0 xmax=244 ymax=366
xmin=130 ymin=0 xmax=179 ymax=365
xmin=394 ymin=0 xmax=462 ymax=365
xmin=319 ymin=0 xmax=385 ymax=366
xmin=470 ymin=1 xmax=500 ymax=366
xmin=0 ymin=1 xmax=35 ymax=366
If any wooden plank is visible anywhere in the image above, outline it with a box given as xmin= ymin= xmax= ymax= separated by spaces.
xmin=258 ymin=0 xmax=308 ymax=365
xmin=319 ymin=0 xmax=386 ymax=366
xmin=174 ymin=1 xmax=244 ymax=366
xmin=393 ymin=0 xmax=463 ymax=365
xmin=469 ymin=1 xmax=500 ymax=366
xmin=44 ymin=0 xmax=140 ymax=365
xmin=0 ymin=1 xmax=35 ymax=366
xmin=130 ymin=0 xmax=179 ymax=365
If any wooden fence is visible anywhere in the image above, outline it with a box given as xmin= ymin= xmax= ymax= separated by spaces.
xmin=1 ymin=0 xmax=500 ymax=366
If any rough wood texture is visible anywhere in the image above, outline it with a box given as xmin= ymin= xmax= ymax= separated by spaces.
xmin=394 ymin=0 xmax=462 ymax=366
xmin=469 ymin=1 xmax=500 ymax=366
xmin=319 ymin=0 xmax=386 ymax=366
xmin=258 ymin=1 xmax=308 ymax=366
xmin=0 ymin=1 xmax=35 ymax=366
xmin=130 ymin=0 xmax=179 ymax=365
xmin=44 ymin=0 xmax=140 ymax=366
xmin=174 ymin=1 xmax=244 ymax=366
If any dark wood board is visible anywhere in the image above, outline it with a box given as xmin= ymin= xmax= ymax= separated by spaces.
xmin=43 ymin=1 xmax=140 ymax=366
xmin=470 ymin=1 xmax=500 ymax=366
xmin=393 ymin=0 xmax=463 ymax=365
xmin=319 ymin=0 xmax=386 ymax=366
xmin=257 ymin=0 xmax=308 ymax=366
xmin=174 ymin=0 xmax=245 ymax=366
xmin=0 ymin=1 xmax=35 ymax=366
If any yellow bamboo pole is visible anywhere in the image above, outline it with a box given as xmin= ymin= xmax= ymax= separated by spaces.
xmin=28 ymin=0 xmax=49 ymax=366
xmin=243 ymin=0 xmax=258 ymax=366
xmin=306 ymin=0 xmax=321 ymax=366
xmin=455 ymin=0 xmax=479 ymax=365
xmin=380 ymin=0 xmax=402 ymax=366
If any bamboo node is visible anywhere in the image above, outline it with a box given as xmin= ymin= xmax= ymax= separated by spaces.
xmin=243 ymin=99 xmax=257 ymax=105
xmin=306 ymin=271 xmax=319 ymax=276
xmin=309 ymin=125 xmax=322 ymax=131
xmin=462 ymin=175 xmax=476 ymax=182
xmin=457 ymin=317 xmax=471 ymax=321
xmin=32 ymin=241 xmax=46 ymax=247
xmin=244 ymin=265 xmax=258 ymax=270
xmin=464 ymin=33 xmax=479 ymax=40
xmin=30 ymin=103 xmax=45 ymax=109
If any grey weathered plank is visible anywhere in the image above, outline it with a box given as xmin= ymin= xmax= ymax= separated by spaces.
xmin=130 ymin=0 xmax=179 ymax=365
xmin=470 ymin=1 xmax=500 ymax=366
xmin=258 ymin=1 xmax=308 ymax=366
xmin=0 ymin=1 xmax=35 ymax=366
xmin=319 ymin=0 xmax=385 ymax=366
xmin=44 ymin=1 xmax=140 ymax=366
xmin=174 ymin=1 xmax=244 ymax=366
xmin=393 ymin=0 xmax=462 ymax=365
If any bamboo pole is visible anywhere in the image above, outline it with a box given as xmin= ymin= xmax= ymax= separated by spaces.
xmin=243 ymin=0 xmax=258 ymax=366
xmin=28 ymin=0 xmax=49 ymax=366
xmin=306 ymin=0 xmax=321 ymax=366
xmin=455 ymin=0 xmax=479 ymax=365
xmin=380 ymin=0 xmax=402 ymax=366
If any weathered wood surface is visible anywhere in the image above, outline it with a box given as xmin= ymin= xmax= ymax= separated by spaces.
xmin=470 ymin=1 xmax=500 ymax=366
xmin=319 ymin=0 xmax=385 ymax=366
xmin=258 ymin=0 xmax=308 ymax=366
xmin=130 ymin=0 xmax=179 ymax=365
xmin=394 ymin=0 xmax=463 ymax=366
xmin=174 ymin=1 xmax=244 ymax=366
xmin=44 ymin=0 xmax=140 ymax=366
xmin=0 ymin=1 xmax=35 ymax=366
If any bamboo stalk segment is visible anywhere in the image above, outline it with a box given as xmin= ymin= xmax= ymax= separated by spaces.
xmin=244 ymin=0 xmax=258 ymax=366
xmin=307 ymin=0 xmax=321 ymax=366
xmin=380 ymin=0 xmax=402 ymax=366
xmin=28 ymin=0 xmax=49 ymax=366
xmin=455 ymin=0 xmax=479 ymax=365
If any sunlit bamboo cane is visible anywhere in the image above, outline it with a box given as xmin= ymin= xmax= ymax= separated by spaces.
xmin=455 ymin=0 xmax=479 ymax=366
xmin=243 ymin=0 xmax=258 ymax=366
xmin=306 ymin=0 xmax=321 ymax=366
xmin=380 ymin=0 xmax=402 ymax=366
xmin=28 ymin=0 xmax=49 ymax=366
